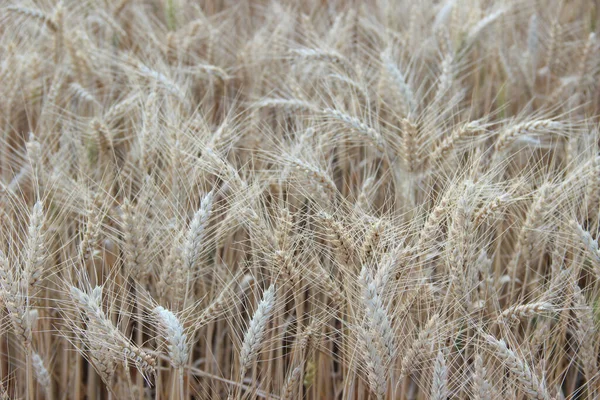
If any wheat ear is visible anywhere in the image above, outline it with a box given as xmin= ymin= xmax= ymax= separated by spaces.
xmin=485 ymin=334 xmax=549 ymax=400
xmin=239 ymin=285 xmax=276 ymax=378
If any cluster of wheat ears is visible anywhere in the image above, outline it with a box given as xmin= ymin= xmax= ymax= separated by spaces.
xmin=0 ymin=0 xmax=599 ymax=399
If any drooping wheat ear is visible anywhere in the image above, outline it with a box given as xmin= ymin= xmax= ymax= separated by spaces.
xmin=327 ymin=73 xmax=370 ymax=102
xmin=6 ymin=6 xmax=58 ymax=32
xmin=22 ymin=201 xmax=46 ymax=296
xmin=290 ymin=158 xmax=337 ymax=199
xmin=69 ymin=286 xmax=155 ymax=377
xmin=400 ymin=314 xmax=439 ymax=378
xmin=137 ymin=63 xmax=185 ymax=101
xmin=31 ymin=351 xmax=51 ymax=393
xmin=572 ymin=286 xmax=598 ymax=388
xmin=293 ymin=48 xmax=354 ymax=76
xmin=70 ymin=82 xmax=97 ymax=105
xmin=202 ymin=147 xmax=247 ymax=192
xmin=571 ymin=220 xmax=600 ymax=279
xmin=186 ymin=63 xmax=230 ymax=81
xmin=239 ymin=285 xmax=276 ymax=378
xmin=321 ymin=108 xmax=385 ymax=153
xmin=381 ymin=49 xmax=416 ymax=115
xmin=497 ymin=302 xmax=554 ymax=323
xmin=255 ymin=98 xmax=316 ymax=113
xmin=153 ymin=306 xmax=189 ymax=369
xmin=281 ymin=366 xmax=302 ymax=400
xmin=429 ymin=121 xmax=482 ymax=167
xmin=485 ymin=334 xmax=549 ymax=400
xmin=431 ymin=350 xmax=448 ymax=400
xmin=473 ymin=353 xmax=492 ymax=399
xmin=358 ymin=324 xmax=388 ymax=400
xmin=494 ymin=120 xmax=561 ymax=153
xmin=359 ymin=267 xmax=395 ymax=360
xmin=465 ymin=8 xmax=507 ymax=46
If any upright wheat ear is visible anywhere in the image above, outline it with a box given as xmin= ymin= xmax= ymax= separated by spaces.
xmin=473 ymin=353 xmax=492 ymax=399
xmin=153 ymin=306 xmax=189 ymax=368
xmin=22 ymin=201 xmax=46 ymax=296
xmin=281 ymin=366 xmax=302 ymax=400
xmin=358 ymin=324 xmax=388 ymax=400
xmin=31 ymin=351 xmax=51 ymax=394
xmin=359 ymin=267 xmax=395 ymax=360
xmin=431 ymin=350 xmax=448 ymax=400
xmin=239 ymin=285 xmax=276 ymax=378
xmin=183 ymin=190 xmax=214 ymax=271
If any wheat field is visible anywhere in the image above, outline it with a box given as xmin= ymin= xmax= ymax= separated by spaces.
xmin=0 ymin=0 xmax=599 ymax=399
